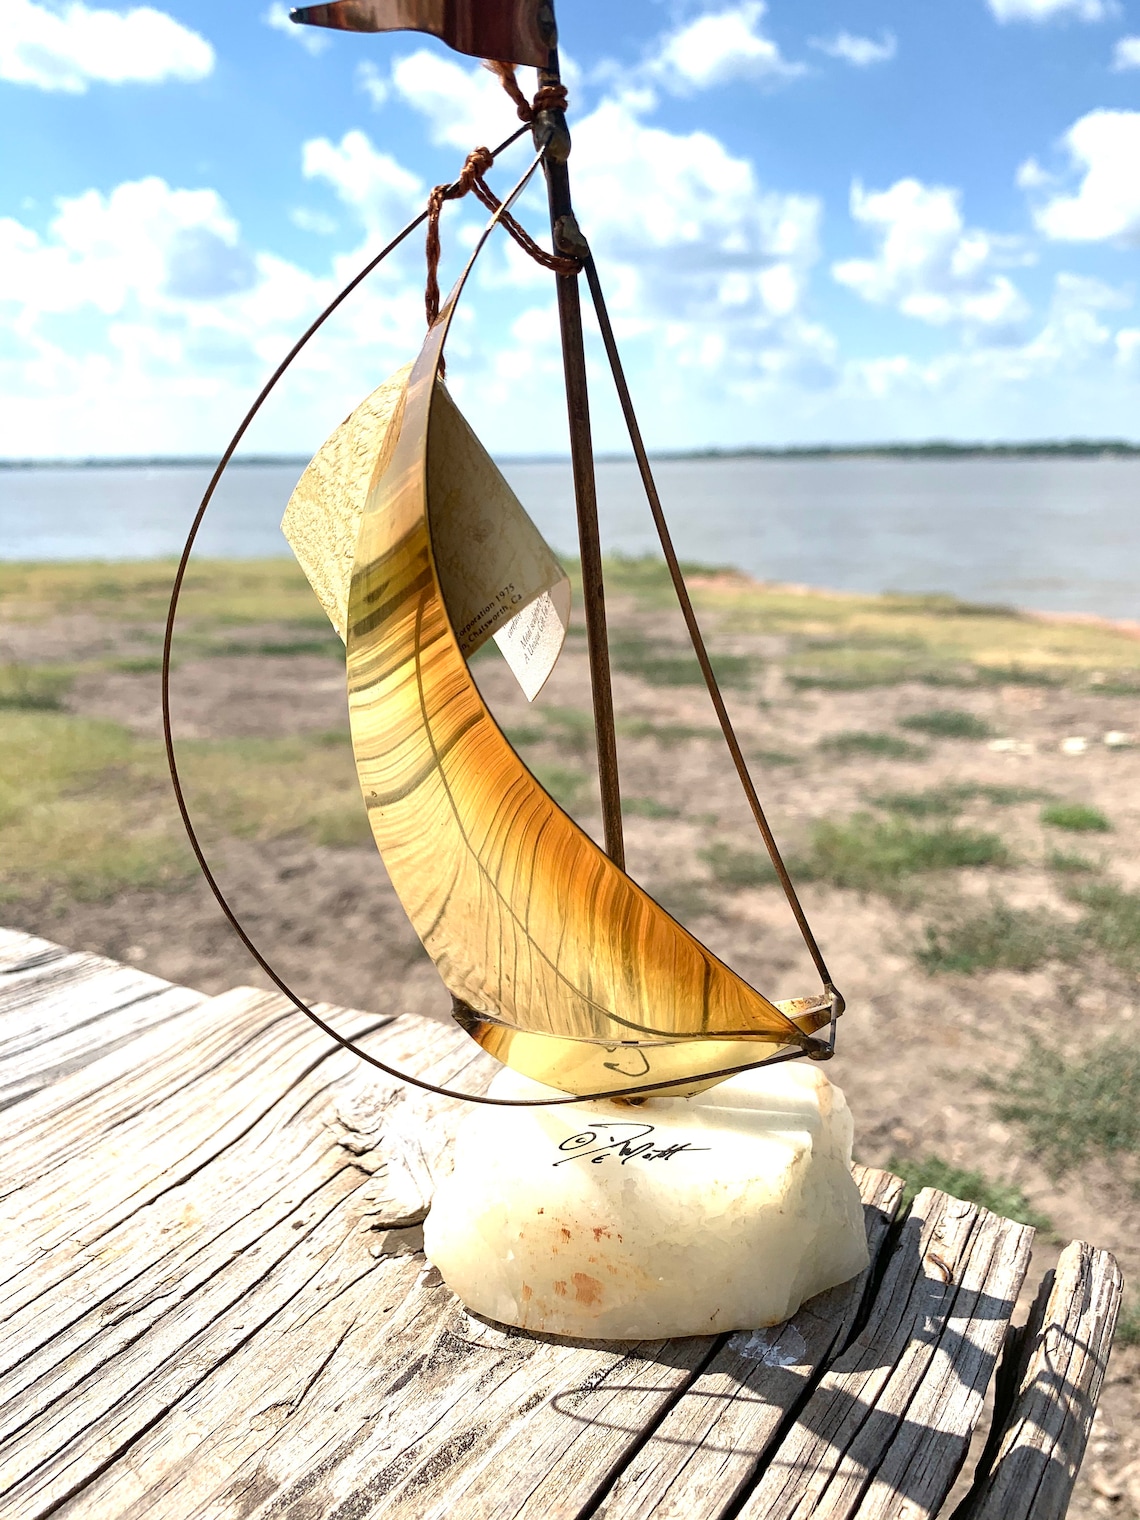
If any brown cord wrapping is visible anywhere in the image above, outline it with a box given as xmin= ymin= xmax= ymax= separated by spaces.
xmin=485 ymin=59 xmax=568 ymax=122
xmin=424 ymin=70 xmax=580 ymax=368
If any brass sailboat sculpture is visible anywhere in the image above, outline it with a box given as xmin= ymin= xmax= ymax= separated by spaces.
xmin=165 ymin=0 xmax=843 ymax=1106
xmin=283 ymin=267 xmax=835 ymax=1097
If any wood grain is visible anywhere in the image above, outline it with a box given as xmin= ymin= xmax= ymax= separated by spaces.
xmin=0 ymin=928 xmax=203 ymax=1111
xmin=735 ymin=1189 xmax=1035 ymax=1520
xmin=955 ymin=1240 xmax=1123 ymax=1520
xmin=589 ymin=1167 xmax=905 ymax=1520
xmin=0 ymin=934 xmax=1118 ymax=1519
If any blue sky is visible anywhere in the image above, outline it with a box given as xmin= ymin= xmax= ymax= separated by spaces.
xmin=2 ymin=0 xmax=1139 ymax=457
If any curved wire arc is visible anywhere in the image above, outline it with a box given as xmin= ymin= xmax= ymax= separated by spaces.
xmin=163 ymin=134 xmax=833 ymax=1107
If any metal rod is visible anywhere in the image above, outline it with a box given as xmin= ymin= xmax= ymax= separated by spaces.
xmin=536 ymin=34 xmax=625 ymax=870
xmin=583 ymin=255 xmax=839 ymax=999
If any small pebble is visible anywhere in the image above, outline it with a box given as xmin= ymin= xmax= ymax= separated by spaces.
xmin=1060 ymin=736 xmax=1089 ymax=755
xmin=1104 ymin=731 xmax=1132 ymax=748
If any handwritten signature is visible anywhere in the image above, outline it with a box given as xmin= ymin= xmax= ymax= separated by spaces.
xmin=554 ymin=1123 xmax=710 ymax=1167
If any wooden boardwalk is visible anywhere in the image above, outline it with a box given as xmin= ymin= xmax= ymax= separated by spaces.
xmin=0 ymin=926 xmax=1122 ymax=1519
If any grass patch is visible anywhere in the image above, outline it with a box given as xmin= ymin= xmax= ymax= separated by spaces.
xmin=819 ymin=731 xmax=928 ymax=760
xmin=1041 ymin=802 xmax=1110 ymax=833
xmin=502 ymin=723 xmax=545 ymax=747
xmin=623 ymin=796 xmax=681 ymax=820
xmin=108 ymin=656 xmax=165 ymax=674
xmin=749 ymin=747 xmax=796 ymax=767
xmin=972 ymin=664 xmax=1062 ymax=687
xmin=529 ymin=763 xmax=588 ymax=812
xmin=874 ymin=783 xmax=1050 ymax=817
xmin=651 ymin=879 xmax=715 ymax=921
xmin=917 ymin=901 xmax=1080 ymax=975
xmin=537 ymin=707 xmax=595 ymax=757
xmin=888 ymin=1154 xmax=1052 ymax=1231
xmin=609 ymin=633 xmax=755 ymax=689
xmin=0 ymin=663 xmax=72 ymax=711
xmin=1116 ymin=1299 xmax=1140 ymax=1348
xmin=898 ymin=709 xmax=994 ymax=740
xmin=794 ymin=814 xmax=1009 ymax=892
xmin=1047 ymin=848 xmax=1100 ymax=875
xmin=0 ymin=711 xmax=193 ymax=902
xmin=700 ymin=843 xmax=776 ymax=890
xmin=1065 ymin=880 xmax=1140 ymax=979
xmin=617 ymin=717 xmax=721 ymax=746
xmin=200 ymin=636 xmax=342 ymax=659
xmin=991 ymin=1038 xmax=1140 ymax=1181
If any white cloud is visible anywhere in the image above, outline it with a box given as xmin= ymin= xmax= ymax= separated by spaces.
xmin=987 ymin=0 xmax=1115 ymax=21
xmin=809 ymin=31 xmax=896 ymax=67
xmin=263 ymin=2 xmax=328 ymax=55
xmin=390 ymin=49 xmax=528 ymax=149
xmin=356 ymin=59 xmax=389 ymax=106
xmin=301 ymin=130 xmax=424 ymax=236
xmin=1032 ymin=110 xmax=1140 ymax=242
xmin=290 ymin=207 xmax=338 ymax=235
xmin=0 ymin=0 xmax=213 ymax=91
xmin=0 ymin=167 xmax=433 ymax=456
xmin=833 ymin=178 xmax=1030 ymax=330
xmin=646 ymin=3 xmax=804 ymax=93
xmin=1111 ymin=35 xmax=1140 ymax=68
xmin=1015 ymin=157 xmax=1052 ymax=189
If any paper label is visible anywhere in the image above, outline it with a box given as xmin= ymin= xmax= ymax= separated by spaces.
xmin=281 ymin=366 xmax=570 ymax=702
xmin=426 ymin=384 xmax=570 ymax=701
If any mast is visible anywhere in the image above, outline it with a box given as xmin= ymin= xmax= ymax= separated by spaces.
xmin=533 ymin=25 xmax=625 ymax=870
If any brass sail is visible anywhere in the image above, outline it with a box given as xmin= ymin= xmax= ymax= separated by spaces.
xmin=285 ymin=297 xmax=833 ymax=1097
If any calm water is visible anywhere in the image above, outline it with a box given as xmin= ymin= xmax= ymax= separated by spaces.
xmin=2 ymin=455 xmax=1137 ymax=619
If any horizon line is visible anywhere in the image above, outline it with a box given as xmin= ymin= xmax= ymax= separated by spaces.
xmin=3 ymin=437 xmax=1140 ymax=469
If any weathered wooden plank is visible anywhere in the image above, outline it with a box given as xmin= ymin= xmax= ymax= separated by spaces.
xmin=955 ymin=1240 xmax=1123 ymax=1520
xmin=589 ymin=1167 xmax=905 ymax=1520
xmin=0 ymin=931 xmax=203 ymax=1111
xmin=0 ymin=927 xmax=67 ymax=974
xmin=0 ymin=1002 xmax=489 ymax=1519
xmin=0 ymin=988 xmax=398 ymax=1361
xmin=735 ymin=1189 xmax=1034 ymax=1520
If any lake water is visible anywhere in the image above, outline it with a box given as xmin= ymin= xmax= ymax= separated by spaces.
xmin=2 ymin=455 xmax=1137 ymax=620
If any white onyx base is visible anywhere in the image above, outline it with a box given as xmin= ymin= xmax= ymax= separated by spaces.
xmin=423 ymin=1062 xmax=869 ymax=1340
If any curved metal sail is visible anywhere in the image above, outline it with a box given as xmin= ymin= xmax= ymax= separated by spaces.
xmin=281 ymin=287 xmax=829 ymax=1097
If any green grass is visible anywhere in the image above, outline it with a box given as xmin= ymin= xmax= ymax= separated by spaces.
xmin=529 ymin=763 xmax=589 ymax=812
xmin=617 ymin=717 xmax=721 ymax=746
xmin=609 ymin=633 xmax=755 ymax=689
xmin=1116 ymin=1298 xmax=1140 ymax=1348
xmin=700 ymin=842 xmax=776 ymax=890
xmin=0 ymin=711 xmax=194 ymax=902
xmin=623 ymin=796 xmax=680 ymax=820
xmin=108 ymin=656 xmax=165 ymax=674
xmin=0 ymin=711 xmax=382 ymax=905
xmin=502 ymin=723 xmax=546 ymax=747
xmin=537 ymin=707 xmax=596 ymax=757
xmin=1047 ymin=848 xmax=1101 ymax=875
xmin=793 ymin=814 xmax=1009 ymax=893
xmin=1041 ymin=802 xmax=1111 ymax=833
xmin=888 ymin=1154 xmax=1052 ymax=1230
xmin=991 ymin=1038 xmax=1140 ymax=1181
xmin=917 ymin=901 xmax=1080 ymax=975
xmin=1064 ymin=880 xmax=1140 ymax=979
xmin=651 ymin=878 xmax=715 ymax=921
xmin=873 ymin=782 xmax=1052 ymax=818
xmin=898 ymin=709 xmax=994 ymax=740
xmin=818 ymin=731 xmax=928 ymax=760
xmin=198 ymin=636 xmax=342 ymax=659
xmin=0 ymin=663 xmax=73 ymax=711
xmin=971 ymin=664 xmax=1062 ymax=687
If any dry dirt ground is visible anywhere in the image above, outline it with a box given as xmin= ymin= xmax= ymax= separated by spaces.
xmin=2 ymin=558 xmax=1139 ymax=1514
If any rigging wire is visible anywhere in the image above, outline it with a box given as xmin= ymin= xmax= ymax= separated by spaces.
xmin=581 ymin=257 xmax=842 ymax=1010
xmin=162 ymin=136 xmax=831 ymax=1108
